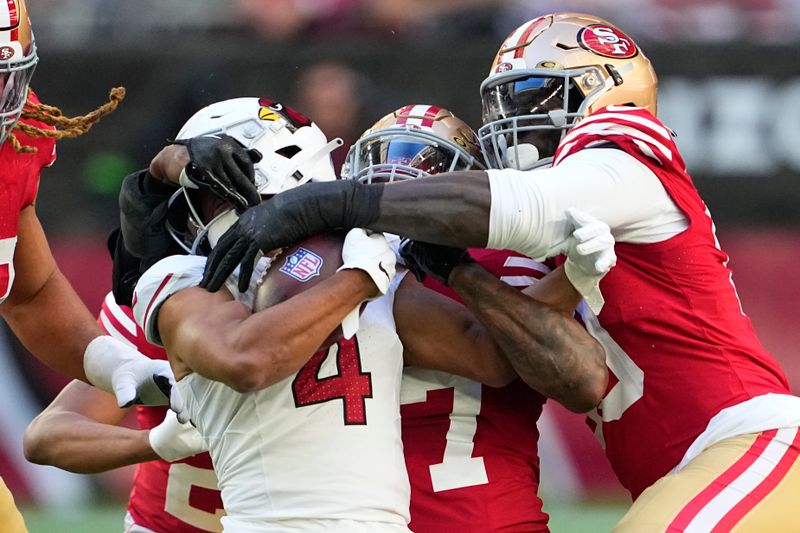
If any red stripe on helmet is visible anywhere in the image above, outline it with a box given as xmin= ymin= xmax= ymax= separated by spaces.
xmin=395 ymin=105 xmax=415 ymax=126
xmin=420 ymin=105 xmax=441 ymax=128
xmin=514 ymin=17 xmax=543 ymax=58
xmin=6 ymin=0 xmax=19 ymax=27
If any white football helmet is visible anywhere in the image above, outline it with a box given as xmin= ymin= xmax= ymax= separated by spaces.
xmin=167 ymin=97 xmax=342 ymax=253
xmin=0 ymin=0 xmax=37 ymax=145
xmin=343 ymin=104 xmax=484 ymax=183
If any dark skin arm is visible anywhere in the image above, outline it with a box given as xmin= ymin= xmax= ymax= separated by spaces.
xmin=201 ymin=172 xmax=492 ymax=291
xmin=447 ymin=263 xmax=607 ymax=413
xmin=369 ymin=171 xmax=491 ymax=247
xmin=159 ymin=269 xmax=377 ymax=393
xmin=149 ymin=144 xmax=189 ymax=185
xmin=394 ymin=274 xmax=516 ymax=388
xmin=0 ymin=206 xmax=102 ymax=382
xmin=24 ymin=380 xmax=156 ymax=474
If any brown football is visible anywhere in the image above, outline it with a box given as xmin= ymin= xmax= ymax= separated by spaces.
xmin=254 ymin=231 xmax=347 ymax=350
xmin=255 ymin=231 xmax=346 ymax=310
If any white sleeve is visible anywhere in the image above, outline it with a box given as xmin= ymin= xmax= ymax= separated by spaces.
xmin=486 ymin=148 xmax=688 ymax=260
xmin=132 ymin=255 xmax=207 ymax=346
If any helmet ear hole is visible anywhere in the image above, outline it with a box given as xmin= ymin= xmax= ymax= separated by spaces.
xmin=275 ymin=145 xmax=301 ymax=158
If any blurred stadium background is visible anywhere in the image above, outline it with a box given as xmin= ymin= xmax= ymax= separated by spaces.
xmin=2 ymin=0 xmax=799 ymax=531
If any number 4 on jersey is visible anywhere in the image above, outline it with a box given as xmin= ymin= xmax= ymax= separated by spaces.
xmin=292 ymin=338 xmax=373 ymax=425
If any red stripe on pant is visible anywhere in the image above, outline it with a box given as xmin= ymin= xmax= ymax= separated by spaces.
xmin=711 ymin=427 xmax=800 ymax=533
xmin=667 ymin=429 xmax=777 ymax=532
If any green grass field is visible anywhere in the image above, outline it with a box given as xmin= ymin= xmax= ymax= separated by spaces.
xmin=22 ymin=501 xmax=628 ymax=532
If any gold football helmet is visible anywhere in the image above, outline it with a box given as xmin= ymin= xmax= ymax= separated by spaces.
xmin=0 ymin=0 xmax=37 ymax=145
xmin=343 ymin=104 xmax=485 ymax=183
xmin=479 ymin=12 xmax=658 ymax=170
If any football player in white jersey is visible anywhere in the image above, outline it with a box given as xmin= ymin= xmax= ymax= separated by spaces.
xmin=131 ymin=97 xmax=537 ymax=533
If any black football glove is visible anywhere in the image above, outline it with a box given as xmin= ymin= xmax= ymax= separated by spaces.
xmin=107 ymin=227 xmax=141 ymax=307
xmin=172 ymin=134 xmax=262 ymax=213
xmin=200 ymin=180 xmax=384 ymax=292
xmin=399 ymin=239 xmax=474 ymax=286
xmin=119 ymin=169 xmax=177 ymax=260
xmin=118 ymin=169 xmax=187 ymax=278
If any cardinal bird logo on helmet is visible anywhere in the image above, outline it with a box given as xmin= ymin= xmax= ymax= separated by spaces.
xmin=257 ymin=98 xmax=311 ymax=129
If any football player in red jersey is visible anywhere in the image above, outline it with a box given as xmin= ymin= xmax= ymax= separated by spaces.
xmin=344 ymin=105 xmax=610 ymax=532
xmin=0 ymin=1 xmax=187 ymax=529
xmin=202 ymin=13 xmax=800 ymax=532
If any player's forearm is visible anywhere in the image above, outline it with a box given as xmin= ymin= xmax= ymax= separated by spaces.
xmin=368 ymin=171 xmax=492 ymax=246
xmin=449 ymin=263 xmax=607 ymax=412
xmin=24 ymin=412 xmax=157 ymax=474
xmin=1 ymin=269 xmax=98 ymax=382
xmin=247 ymin=172 xmax=492 ymax=252
xmin=149 ymin=144 xmax=189 ymax=185
xmin=523 ymin=266 xmax=583 ymax=314
xmin=396 ymin=277 xmax=516 ymax=387
xmin=169 ymin=271 xmax=376 ymax=392
xmin=230 ymin=270 xmax=375 ymax=389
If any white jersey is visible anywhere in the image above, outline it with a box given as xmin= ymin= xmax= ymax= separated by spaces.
xmin=133 ymin=255 xmax=411 ymax=533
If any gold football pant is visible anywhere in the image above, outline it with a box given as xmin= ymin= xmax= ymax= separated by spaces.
xmin=614 ymin=427 xmax=800 ymax=532
xmin=0 ymin=476 xmax=27 ymax=533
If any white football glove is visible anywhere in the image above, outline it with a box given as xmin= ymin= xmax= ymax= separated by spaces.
xmin=149 ymin=410 xmax=207 ymax=462
xmin=563 ymin=208 xmax=617 ymax=314
xmin=83 ymin=335 xmax=188 ymax=422
xmin=337 ymin=228 xmax=397 ymax=338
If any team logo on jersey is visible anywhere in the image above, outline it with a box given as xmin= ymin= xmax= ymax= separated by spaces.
xmin=495 ymin=62 xmax=513 ymax=73
xmin=0 ymin=46 xmax=14 ymax=60
xmin=279 ymin=247 xmax=323 ymax=282
xmin=578 ymin=24 xmax=638 ymax=59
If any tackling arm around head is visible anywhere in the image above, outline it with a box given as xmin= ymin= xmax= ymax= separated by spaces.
xmin=201 ymin=171 xmax=494 ymax=291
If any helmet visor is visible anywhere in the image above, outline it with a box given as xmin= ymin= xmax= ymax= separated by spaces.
xmin=352 ymin=134 xmax=473 ymax=183
xmin=0 ymin=69 xmax=32 ymax=115
xmin=481 ymin=74 xmax=581 ymax=125
xmin=479 ymin=73 xmax=585 ymax=169
xmin=0 ymin=55 xmax=37 ymax=144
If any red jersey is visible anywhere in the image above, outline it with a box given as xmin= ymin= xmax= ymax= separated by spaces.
xmin=401 ymin=249 xmax=549 ymax=532
xmin=0 ymin=90 xmax=56 ymax=303
xmin=553 ymin=106 xmax=791 ymax=498
xmin=98 ymin=293 xmax=224 ymax=532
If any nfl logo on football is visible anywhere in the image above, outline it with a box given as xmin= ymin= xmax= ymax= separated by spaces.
xmin=279 ymin=248 xmax=324 ymax=282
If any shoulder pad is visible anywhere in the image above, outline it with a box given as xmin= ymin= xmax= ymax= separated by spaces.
xmin=555 ymin=106 xmax=679 ymax=168
xmin=133 ymin=255 xmax=206 ymax=346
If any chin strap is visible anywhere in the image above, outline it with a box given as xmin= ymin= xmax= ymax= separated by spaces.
xmin=206 ymin=209 xmax=239 ymax=249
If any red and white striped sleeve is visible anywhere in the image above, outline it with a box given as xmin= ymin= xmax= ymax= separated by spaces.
xmin=97 ymin=292 xmax=138 ymax=348
xmin=132 ymin=255 xmax=206 ymax=346
xmin=554 ymin=105 xmax=684 ymax=172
